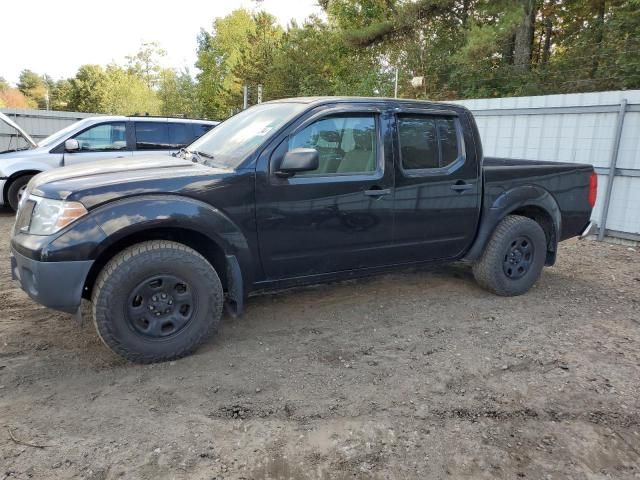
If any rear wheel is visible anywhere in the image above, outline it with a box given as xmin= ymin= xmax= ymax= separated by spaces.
xmin=472 ymin=215 xmax=546 ymax=296
xmin=92 ymin=240 xmax=223 ymax=363
xmin=7 ymin=175 xmax=33 ymax=211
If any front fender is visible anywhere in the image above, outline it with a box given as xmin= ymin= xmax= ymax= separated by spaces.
xmin=465 ymin=185 xmax=561 ymax=263
xmin=47 ymin=195 xmax=254 ymax=286
xmin=0 ymin=159 xmax=57 ymax=178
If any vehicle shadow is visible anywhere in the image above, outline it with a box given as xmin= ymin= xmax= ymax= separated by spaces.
xmin=0 ymin=206 xmax=15 ymax=217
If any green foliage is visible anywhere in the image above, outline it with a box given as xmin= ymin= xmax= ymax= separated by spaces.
xmin=196 ymin=9 xmax=257 ymax=118
xmin=66 ymin=63 xmax=160 ymax=115
xmin=158 ymin=68 xmax=199 ymax=117
xmin=17 ymin=69 xmax=49 ymax=108
xmin=328 ymin=0 xmax=640 ymax=99
xmin=67 ymin=64 xmax=108 ymax=112
xmin=7 ymin=1 xmax=640 ymax=117
xmin=126 ymin=41 xmax=167 ymax=88
xmin=100 ymin=65 xmax=161 ymax=115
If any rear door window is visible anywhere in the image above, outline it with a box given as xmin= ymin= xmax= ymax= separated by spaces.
xmin=397 ymin=115 xmax=462 ymax=171
xmin=168 ymin=123 xmax=194 ymax=148
xmin=193 ymin=123 xmax=214 ymax=139
xmin=135 ymin=122 xmax=170 ymax=150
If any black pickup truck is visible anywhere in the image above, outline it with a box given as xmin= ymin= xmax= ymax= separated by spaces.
xmin=10 ymin=97 xmax=597 ymax=363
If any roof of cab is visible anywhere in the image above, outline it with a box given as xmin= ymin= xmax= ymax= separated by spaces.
xmin=264 ymin=96 xmax=464 ymax=110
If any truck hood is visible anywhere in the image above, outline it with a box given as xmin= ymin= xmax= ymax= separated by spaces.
xmin=30 ymin=155 xmax=234 ymax=209
xmin=0 ymin=112 xmax=37 ymax=151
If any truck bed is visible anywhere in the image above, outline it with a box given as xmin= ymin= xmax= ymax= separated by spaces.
xmin=482 ymin=157 xmax=594 ymax=241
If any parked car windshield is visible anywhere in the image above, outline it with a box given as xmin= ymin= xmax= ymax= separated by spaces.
xmin=186 ymin=102 xmax=307 ymax=168
xmin=37 ymin=118 xmax=96 ymax=148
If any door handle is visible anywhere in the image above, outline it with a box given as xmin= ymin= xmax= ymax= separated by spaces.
xmin=450 ymin=181 xmax=474 ymax=192
xmin=364 ymin=188 xmax=391 ymax=197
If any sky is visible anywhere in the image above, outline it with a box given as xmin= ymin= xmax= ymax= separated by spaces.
xmin=1 ymin=0 xmax=323 ymax=85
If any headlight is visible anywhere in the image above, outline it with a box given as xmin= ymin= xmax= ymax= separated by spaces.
xmin=27 ymin=196 xmax=88 ymax=235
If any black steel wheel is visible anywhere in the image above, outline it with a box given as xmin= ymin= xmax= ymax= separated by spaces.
xmin=502 ymin=236 xmax=534 ymax=280
xmin=473 ymin=215 xmax=547 ymax=296
xmin=126 ymin=274 xmax=196 ymax=339
xmin=92 ymin=240 xmax=223 ymax=363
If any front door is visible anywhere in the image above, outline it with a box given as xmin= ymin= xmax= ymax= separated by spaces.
xmin=256 ymin=107 xmax=395 ymax=280
xmin=392 ymin=109 xmax=481 ymax=262
xmin=63 ymin=121 xmax=132 ymax=165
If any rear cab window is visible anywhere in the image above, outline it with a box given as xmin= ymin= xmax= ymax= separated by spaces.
xmin=396 ymin=114 xmax=464 ymax=173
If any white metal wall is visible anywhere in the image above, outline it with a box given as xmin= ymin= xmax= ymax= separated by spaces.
xmin=454 ymin=90 xmax=640 ymax=239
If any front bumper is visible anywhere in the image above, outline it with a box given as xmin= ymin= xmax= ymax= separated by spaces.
xmin=0 ymin=179 xmax=6 ymax=206
xmin=11 ymin=247 xmax=93 ymax=313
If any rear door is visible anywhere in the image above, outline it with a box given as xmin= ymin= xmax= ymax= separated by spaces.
xmin=392 ymin=108 xmax=481 ymax=262
xmin=255 ymin=105 xmax=396 ymax=280
xmin=131 ymin=120 xmax=172 ymax=156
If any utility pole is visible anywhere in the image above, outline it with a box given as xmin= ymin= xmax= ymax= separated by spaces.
xmin=394 ymin=68 xmax=399 ymax=99
xmin=257 ymin=84 xmax=263 ymax=104
xmin=243 ymin=85 xmax=248 ymax=109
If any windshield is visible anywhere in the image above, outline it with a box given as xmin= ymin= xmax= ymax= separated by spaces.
xmin=37 ymin=118 xmax=96 ymax=148
xmin=186 ymin=102 xmax=307 ymax=168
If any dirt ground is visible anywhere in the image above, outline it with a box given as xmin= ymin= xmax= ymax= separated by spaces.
xmin=0 ymin=209 xmax=639 ymax=480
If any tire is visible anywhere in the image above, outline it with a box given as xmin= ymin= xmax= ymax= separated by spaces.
xmin=92 ymin=240 xmax=223 ymax=363
xmin=7 ymin=175 xmax=33 ymax=211
xmin=472 ymin=215 xmax=547 ymax=296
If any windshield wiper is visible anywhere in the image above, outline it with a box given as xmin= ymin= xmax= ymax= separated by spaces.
xmin=174 ymin=147 xmax=189 ymax=159
xmin=192 ymin=150 xmax=215 ymax=160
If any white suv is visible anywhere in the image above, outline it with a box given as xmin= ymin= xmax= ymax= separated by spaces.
xmin=0 ymin=114 xmax=218 ymax=210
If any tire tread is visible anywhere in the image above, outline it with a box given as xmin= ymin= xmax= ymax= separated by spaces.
xmin=472 ymin=215 xmax=546 ymax=296
xmin=92 ymin=240 xmax=223 ymax=363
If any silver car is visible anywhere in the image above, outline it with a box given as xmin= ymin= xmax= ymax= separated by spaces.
xmin=0 ymin=114 xmax=218 ymax=210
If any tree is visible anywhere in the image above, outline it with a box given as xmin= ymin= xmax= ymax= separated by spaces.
xmin=196 ymin=9 xmax=256 ymax=118
xmin=67 ymin=65 xmax=108 ymax=112
xmin=233 ymin=11 xmax=284 ymax=104
xmin=158 ymin=68 xmax=200 ymax=117
xmin=126 ymin=41 xmax=167 ymax=88
xmin=100 ymin=65 xmax=161 ymax=115
xmin=0 ymin=76 xmax=9 ymax=91
xmin=17 ymin=69 xmax=49 ymax=108
xmin=0 ymin=88 xmax=35 ymax=109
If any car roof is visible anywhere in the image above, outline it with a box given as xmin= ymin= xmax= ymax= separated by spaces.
xmin=264 ymin=96 xmax=463 ymax=111
xmin=78 ymin=115 xmax=218 ymax=125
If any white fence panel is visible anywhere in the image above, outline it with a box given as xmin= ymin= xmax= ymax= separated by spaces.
xmin=454 ymin=90 xmax=640 ymax=240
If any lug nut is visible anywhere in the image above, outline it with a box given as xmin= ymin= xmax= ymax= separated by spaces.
xmin=156 ymin=312 xmax=161 ymax=316
xmin=161 ymin=293 xmax=167 ymax=299
xmin=149 ymin=305 xmax=155 ymax=310
xmin=152 ymin=296 xmax=157 ymax=301
xmin=168 ymin=300 xmax=173 ymax=305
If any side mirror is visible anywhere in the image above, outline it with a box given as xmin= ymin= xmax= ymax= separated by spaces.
xmin=65 ymin=139 xmax=80 ymax=152
xmin=277 ymin=148 xmax=319 ymax=176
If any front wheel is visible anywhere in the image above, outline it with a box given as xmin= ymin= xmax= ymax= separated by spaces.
xmin=92 ymin=240 xmax=223 ymax=363
xmin=472 ymin=215 xmax=547 ymax=296
xmin=7 ymin=175 xmax=33 ymax=211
